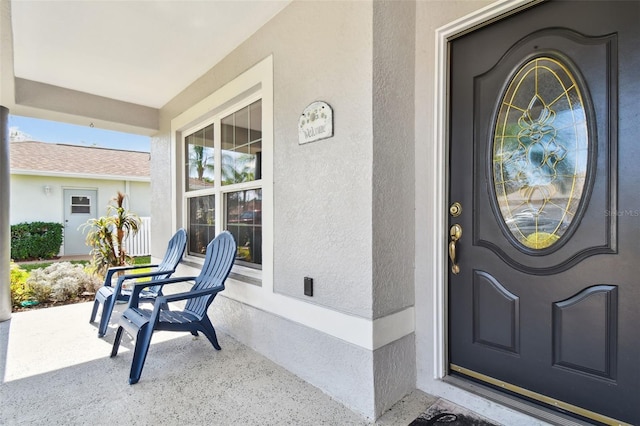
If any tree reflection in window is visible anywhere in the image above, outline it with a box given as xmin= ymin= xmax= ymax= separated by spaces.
xmin=493 ymin=56 xmax=589 ymax=250
xmin=221 ymin=100 xmax=262 ymax=185
xmin=186 ymin=124 xmax=215 ymax=191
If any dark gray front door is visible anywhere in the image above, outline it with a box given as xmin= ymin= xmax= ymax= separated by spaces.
xmin=448 ymin=1 xmax=639 ymax=423
xmin=63 ymin=189 xmax=96 ymax=255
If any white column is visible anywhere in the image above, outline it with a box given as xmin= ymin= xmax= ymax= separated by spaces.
xmin=0 ymin=105 xmax=11 ymax=321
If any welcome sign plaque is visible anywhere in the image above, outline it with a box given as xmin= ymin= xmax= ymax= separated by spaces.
xmin=298 ymin=101 xmax=333 ymax=145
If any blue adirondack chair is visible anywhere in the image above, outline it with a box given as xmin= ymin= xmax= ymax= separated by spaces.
xmin=111 ymin=231 xmax=236 ymax=384
xmin=89 ymin=228 xmax=187 ymax=337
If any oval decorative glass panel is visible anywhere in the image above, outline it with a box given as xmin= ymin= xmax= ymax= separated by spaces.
xmin=493 ymin=56 xmax=589 ymax=250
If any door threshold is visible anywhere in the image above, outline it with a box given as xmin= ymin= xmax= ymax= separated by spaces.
xmin=443 ymin=375 xmax=595 ymax=426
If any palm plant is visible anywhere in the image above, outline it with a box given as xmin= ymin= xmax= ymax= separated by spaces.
xmin=189 ymin=145 xmax=215 ymax=182
xmin=83 ymin=192 xmax=140 ymax=276
xmin=221 ymin=152 xmax=255 ymax=184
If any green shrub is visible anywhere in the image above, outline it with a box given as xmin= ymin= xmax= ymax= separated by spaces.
xmin=11 ymin=222 xmax=64 ymax=261
xmin=10 ymin=262 xmax=32 ymax=308
xmin=10 ymin=262 xmax=52 ymax=309
xmin=11 ymin=261 xmax=102 ymax=310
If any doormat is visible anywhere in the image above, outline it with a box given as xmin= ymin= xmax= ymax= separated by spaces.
xmin=409 ymin=398 xmax=500 ymax=426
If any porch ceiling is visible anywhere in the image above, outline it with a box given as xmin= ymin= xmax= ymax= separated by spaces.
xmin=2 ymin=0 xmax=290 ymax=134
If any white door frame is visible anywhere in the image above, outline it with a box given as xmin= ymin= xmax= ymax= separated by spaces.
xmin=432 ymin=0 xmax=541 ymax=378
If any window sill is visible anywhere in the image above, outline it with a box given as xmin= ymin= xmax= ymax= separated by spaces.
xmin=230 ymin=264 xmax=262 ymax=286
xmin=181 ymin=259 xmax=261 ymax=287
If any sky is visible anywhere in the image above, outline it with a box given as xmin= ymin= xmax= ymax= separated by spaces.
xmin=8 ymin=115 xmax=151 ymax=152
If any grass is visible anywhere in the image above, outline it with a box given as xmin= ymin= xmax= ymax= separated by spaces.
xmin=134 ymin=255 xmax=152 ymax=265
xmin=20 ymin=260 xmax=90 ymax=273
xmin=19 ymin=256 xmax=151 ymax=273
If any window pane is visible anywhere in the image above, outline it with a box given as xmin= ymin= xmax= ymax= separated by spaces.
xmin=185 ymin=124 xmax=215 ymax=191
xmin=226 ymin=189 xmax=262 ymax=266
xmin=71 ymin=196 xmax=91 ymax=214
xmin=250 ymin=100 xmax=262 ymax=142
xmin=221 ymin=100 xmax=262 ymax=185
xmin=71 ymin=196 xmax=90 ymax=205
xmin=188 ymin=195 xmax=215 ymax=257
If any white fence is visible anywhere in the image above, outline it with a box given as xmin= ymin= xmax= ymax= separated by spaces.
xmin=124 ymin=216 xmax=151 ymax=256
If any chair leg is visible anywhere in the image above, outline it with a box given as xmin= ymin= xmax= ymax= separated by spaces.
xmin=111 ymin=326 xmax=124 ymax=357
xmin=129 ymin=322 xmax=154 ymax=384
xmin=198 ymin=316 xmax=221 ymax=350
xmin=97 ymin=293 xmax=116 ymax=338
xmin=89 ymin=299 xmax=100 ymax=323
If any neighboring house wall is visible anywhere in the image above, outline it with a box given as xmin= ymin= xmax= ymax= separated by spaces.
xmin=124 ymin=180 xmax=151 ymax=217
xmin=10 ymin=141 xmax=151 ymax=256
xmin=10 ymin=175 xmax=151 ymax=225
xmin=152 ymin=1 xmax=420 ymax=419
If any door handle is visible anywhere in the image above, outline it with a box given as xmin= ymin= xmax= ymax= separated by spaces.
xmin=449 ymin=224 xmax=462 ymax=274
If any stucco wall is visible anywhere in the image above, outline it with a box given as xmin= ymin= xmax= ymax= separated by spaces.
xmin=372 ymin=0 xmax=416 ymax=319
xmin=151 ymin=0 xmax=387 ymax=418
xmin=271 ymin=1 xmax=373 ymax=317
xmin=155 ymin=0 xmax=374 ymax=316
xmin=10 ymin=175 xmax=151 ymax=225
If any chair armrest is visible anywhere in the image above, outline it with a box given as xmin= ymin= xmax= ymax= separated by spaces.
xmin=156 ymin=285 xmax=225 ymax=305
xmin=112 ymin=268 xmax=171 ymax=297
xmin=128 ymin=276 xmax=197 ymax=307
xmin=116 ymin=269 xmax=176 ymax=285
xmin=103 ymin=264 xmax=160 ymax=287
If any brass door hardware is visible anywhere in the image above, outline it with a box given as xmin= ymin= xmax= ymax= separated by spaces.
xmin=449 ymin=224 xmax=462 ymax=274
xmin=449 ymin=202 xmax=462 ymax=217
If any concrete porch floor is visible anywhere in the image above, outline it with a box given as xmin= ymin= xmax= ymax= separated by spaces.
xmin=0 ymin=300 xmax=548 ymax=425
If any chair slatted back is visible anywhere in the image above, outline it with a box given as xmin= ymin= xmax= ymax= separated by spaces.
xmin=148 ymin=228 xmax=187 ymax=291
xmin=185 ymin=231 xmax=236 ymax=316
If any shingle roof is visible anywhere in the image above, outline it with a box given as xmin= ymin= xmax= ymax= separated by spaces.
xmin=10 ymin=141 xmax=150 ymax=179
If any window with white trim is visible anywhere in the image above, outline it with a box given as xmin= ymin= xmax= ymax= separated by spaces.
xmin=183 ymin=97 xmax=263 ymax=269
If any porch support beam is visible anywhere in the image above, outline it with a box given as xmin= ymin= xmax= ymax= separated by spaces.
xmin=13 ymin=78 xmax=160 ymax=136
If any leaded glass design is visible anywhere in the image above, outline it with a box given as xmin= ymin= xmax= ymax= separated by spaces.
xmin=493 ymin=56 xmax=589 ymax=250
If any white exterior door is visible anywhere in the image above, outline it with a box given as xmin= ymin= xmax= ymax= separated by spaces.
xmin=63 ymin=189 xmax=96 ymax=255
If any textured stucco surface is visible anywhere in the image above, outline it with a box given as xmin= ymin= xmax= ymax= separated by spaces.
xmin=270 ymin=1 xmax=374 ymax=317
xmin=155 ymin=1 xmax=375 ymax=317
xmin=209 ymin=294 xmax=377 ymax=418
xmin=372 ymin=0 xmax=416 ymax=319
xmin=149 ymin=132 xmax=173 ymax=257
xmin=373 ymin=333 xmax=417 ymax=418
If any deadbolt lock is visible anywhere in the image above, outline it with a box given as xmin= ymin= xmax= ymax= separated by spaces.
xmin=449 ymin=202 xmax=462 ymax=217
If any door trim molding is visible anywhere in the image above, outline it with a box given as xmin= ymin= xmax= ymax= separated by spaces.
xmin=432 ymin=0 xmax=543 ymax=380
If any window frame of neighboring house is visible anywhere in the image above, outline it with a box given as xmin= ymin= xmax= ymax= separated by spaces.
xmin=171 ymin=56 xmax=273 ymax=287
